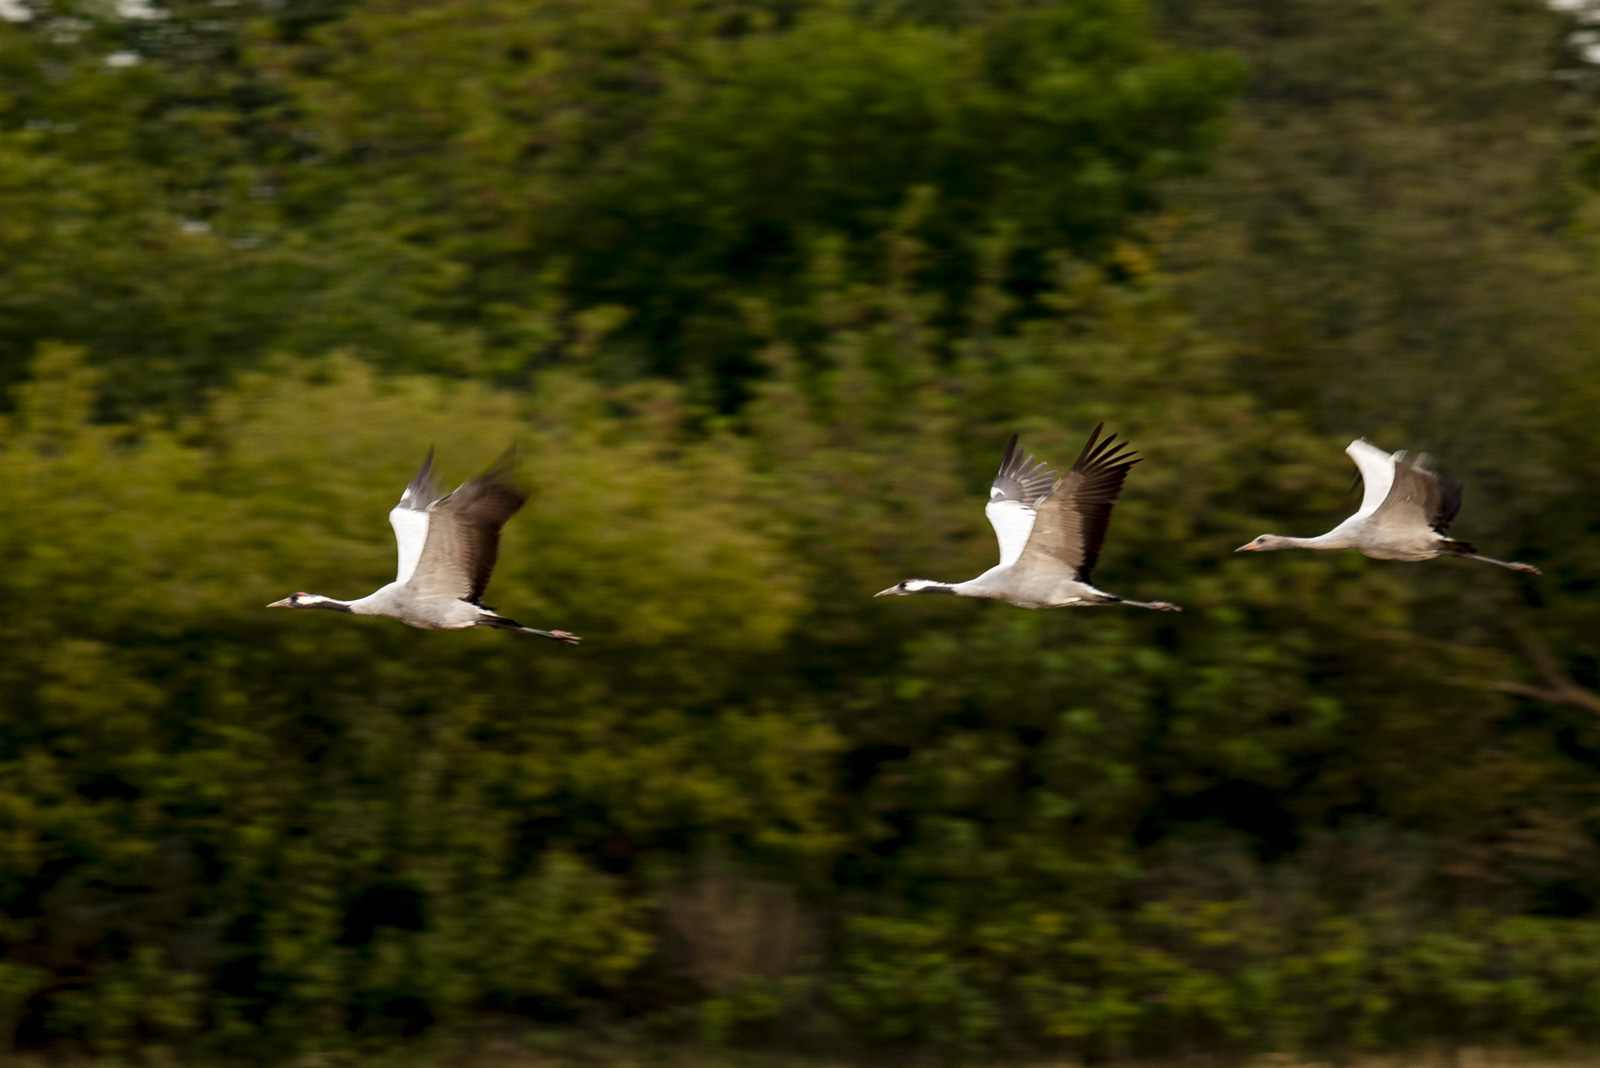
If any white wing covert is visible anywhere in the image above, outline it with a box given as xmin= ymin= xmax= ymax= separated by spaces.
xmin=390 ymin=507 xmax=431 ymax=585
xmin=1345 ymin=439 xmax=1398 ymax=519
xmin=390 ymin=448 xmax=442 ymax=585
xmin=986 ymin=501 xmax=1038 ymax=569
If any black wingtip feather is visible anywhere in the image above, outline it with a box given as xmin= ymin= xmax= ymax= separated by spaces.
xmin=1393 ymin=450 xmax=1464 ymax=533
xmin=400 ymin=445 xmax=442 ymax=509
xmin=1071 ymin=422 xmax=1141 ymax=479
xmin=1057 ymin=423 xmax=1143 ymax=581
xmin=1435 ymin=472 xmax=1464 ymax=533
xmin=992 ymin=432 xmax=1058 ymax=506
xmin=479 ymin=444 xmax=520 ymax=481
xmin=996 ymin=433 xmax=1028 ymax=479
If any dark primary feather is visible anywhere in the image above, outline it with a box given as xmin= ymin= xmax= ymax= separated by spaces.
xmin=399 ymin=446 xmax=444 ymax=512
xmin=991 ymin=433 xmax=1058 ymax=507
xmin=1015 ymin=423 xmax=1140 ymax=581
xmin=407 ymin=448 xmax=528 ymax=604
xmin=1380 ymin=452 xmax=1462 ymax=533
xmin=1427 ymin=464 xmax=1463 ymax=533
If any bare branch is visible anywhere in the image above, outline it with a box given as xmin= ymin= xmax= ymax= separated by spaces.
xmin=1483 ymin=623 xmax=1600 ymax=717
xmin=1485 ymin=679 xmax=1600 ymax=715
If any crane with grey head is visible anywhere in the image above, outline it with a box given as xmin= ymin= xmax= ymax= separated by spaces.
xmin=268 ymin=448 xmax=582 ymax=642
xmin=876 ymin=425 xmax=1181 ymax=611
xmin=1237 ymin=438 xmax=1540 ymax=574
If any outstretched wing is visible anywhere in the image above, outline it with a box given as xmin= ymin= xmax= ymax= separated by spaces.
xmin=1015 ymin=423 xmax=1139 ymax=582
xmin=1345 ymin=439 xmax=1398 ymax=520
xmin=1374 ymin=451 xmax=1462 ymax=534
xmin=389 ymin=447 xmax=442 ymax=585
xmin=985 ymin=434 xmax=1058 ymax=569
xmin=406 ymin=447 xmax=527 ymax=604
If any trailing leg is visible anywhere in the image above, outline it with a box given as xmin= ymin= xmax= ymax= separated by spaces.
xmin=1118 ymin=598 xmax=1183 ymax=612
xmin=1462 ymin=553 xmax=1540 ymax=575
xmin=1442 ymin=540 xmax=1539 ymax=574
xmin=476 ymin=614 xmax=583 ymax=643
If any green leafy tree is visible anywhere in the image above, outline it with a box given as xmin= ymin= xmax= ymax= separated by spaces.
xmin=5 ymin=0 xmax=1600 ymax=1059
xmin=265 ymin=0 xmax=1241 ymax=389
xmin=0 ymin=0 xmax=1241 ymax=409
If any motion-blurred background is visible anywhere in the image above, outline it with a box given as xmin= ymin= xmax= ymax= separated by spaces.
xmin=1 ymin=0 xmax=1599 ymax=1060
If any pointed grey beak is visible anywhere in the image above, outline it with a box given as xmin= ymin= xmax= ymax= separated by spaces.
xmin=1235 ymin=543 xmax=1259 ymax=552
xmin=874 ymin=585 xmax=902 ymax=597
xmin=266 ymin=597 xmax=294 ymax=608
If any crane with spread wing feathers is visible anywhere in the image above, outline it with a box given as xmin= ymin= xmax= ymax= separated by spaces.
xmin=1237 ymin=439 xmax=1540 ymax=574
xmin=876 ymin=425 xmax=1181 ymax=611
xmin=267 ymin=448 xmax=582 ymax=642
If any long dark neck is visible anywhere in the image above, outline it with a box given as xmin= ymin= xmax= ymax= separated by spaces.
xmin=302 ymin=595 xmax=355 ymax=613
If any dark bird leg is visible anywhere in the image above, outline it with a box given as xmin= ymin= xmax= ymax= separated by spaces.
xmin=476 ymin=615 xmax=583 ymax=643
xmin=521 ymin=628 xmax=583 ymax=644
xmin=1441 ymin=540 xmax=1540 ymax=574
xmin=1462 ymin=554 xmax=1541 ymax=575
xmin=1117 ymin=599 xmax=1183 ymax=612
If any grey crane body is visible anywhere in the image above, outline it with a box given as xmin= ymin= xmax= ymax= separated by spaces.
xmin=876 ymin=426 xmax=1180 ymax=612
xmin=1238 ymin=439 xmax=1539 ymax=574
xmin=268 ymin=449 xmax=581 ymax=643
xmin=928 ymin=570 xmax=1158 ymax=611
xmin=288 ymin=584 xmax=514 ymax=629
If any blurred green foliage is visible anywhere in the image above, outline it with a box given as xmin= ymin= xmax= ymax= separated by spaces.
xmin=0 ymin=0 xmax=1241 ymax=405
xmin=1 ymin=0 xmax=1600 ymax=1061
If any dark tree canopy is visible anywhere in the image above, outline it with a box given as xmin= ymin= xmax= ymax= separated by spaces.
xmin=0 ymin=0 xmax=1241 ymax=407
